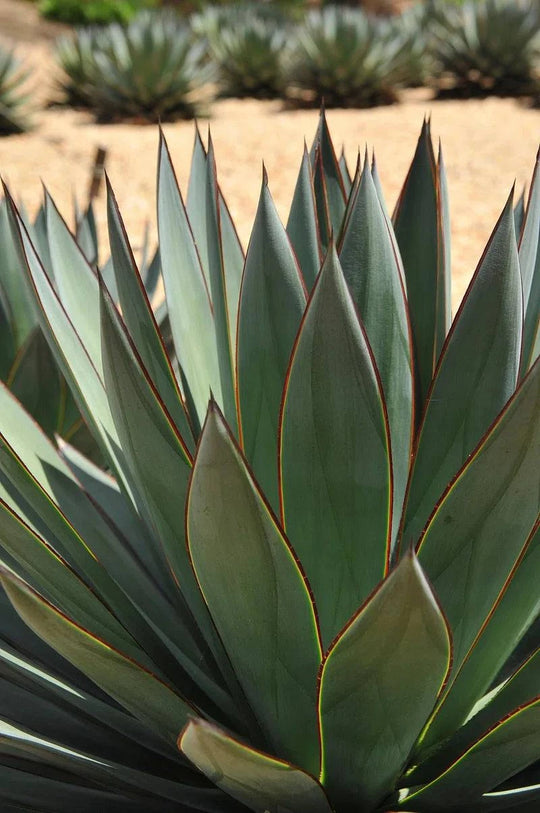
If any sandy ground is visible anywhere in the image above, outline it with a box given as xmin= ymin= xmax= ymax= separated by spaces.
xmin=1 ymin=0 xmax=539 ymax=309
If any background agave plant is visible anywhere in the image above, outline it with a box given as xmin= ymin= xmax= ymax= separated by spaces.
xmin=0 ymin=113 xmax=538 ymax=811
xmin=428 ymin=0 xmax=540 ymax=97
xmin=0 ymin=46 xmax=32 ymax=135
xmin=56 ymin=10 xmax=215 ymax=122
xmin=193 ymin=4 xmax=290 ymax=100
xmin=287 ymin=5 xmax=423 ymax=107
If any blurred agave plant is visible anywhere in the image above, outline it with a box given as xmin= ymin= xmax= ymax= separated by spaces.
xmin=193 ymin=4 xmax=290 ymax=100
xmin=0 ymin=45 xmax=32 ymax=135
xmin=0 ymin=112 xmax=538 ymax=811
xmin=56 ymin=10 xmax=215 ymax=122
xmin=288 ymin=6 xmax=424 ymax=108
xmin=428 ymin=0 xmax=540 ymax=97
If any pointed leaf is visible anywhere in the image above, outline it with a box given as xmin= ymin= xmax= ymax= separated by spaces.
xmin=0 ymin=720 xmax=237 ymax=811
xmin=5 ymin=192 xmax=132 ymax=495
xmin=186 ymin=126 xmax=210 ymax=287
xmin=157 ymin=134 xmax=222 ymax=426
xmin=0 ymin=571 xmax=195 ymax=746
xmin=180 ymin=719 xmax=332 ymax=813
xmin=45 ymin=191 xmax=103 ymax=378
xmin=520 ymin=152 xmax=540 ymax=376
xmin=371 ymin=153 xmax=391 ymax=223
xmin=0 ymin=380 xmax=177 ymax=642
xmin=98 ymin=281 xmax=227 ymax=673
xmin=319 ymin=554 xmax=450 ymax=811
xmin=57 ymin=438 xmax=169 ymax=594
xmin=405 ymin=698 xmax=540 ymax=811
xmin=187 ymin=405 xmax=321 ymax=773
xmin=0 ymin=393 xmax=218 ymax=705
xmin=0 ymin=763 xmax=167 ymax=813
xmin=372 ymin=152 xmax=407 ymax=291
xmin=310 ymin=109 xmax=346 ymax=238
xmin=518 ymin=149 xmax=540 ymax=314
xmin=417 ymin=359 xmax=540 ymax=747
xmin=438 ymin=143 xmax=451 ymax=328
xmin=312 ymin=146 xmax=332 ymax=250
xmin=219 ymin=189 xmax=244 ymax=346
xmin=0 ymin=504 xmax=149 ymax=666
xmin=286 ymin=145 xmax=321 ymax=291
xmin=403 ymin=192 xmax=522 ymax=548
xmin=410 ymin=647 xmax=540 ymax=788
xmin=339 ymin=162 xmax=413 ymax=550
xmin=0 ymin=641 xmax=178 ymax=767
xmin=237 ymin=175 xmax=306 ymax=511
xmin=280 ymin=244 xmax=391 ymax=647
xmin=514 ymin=188 xmax=526 ymax=237
xmin=99 ymin=284 xmax=247 ymax=728
xmin=204 ymin=138 xmax=238 ymax=434
xmin=393 ymin=121 xmax=450 ymax=416
xmin=468 ymin=785 xmax=540 ymax=812
xmin=106 ymin=178 xmax=195 ymax=453
xmin=415 ymin=521 xmax=540 ymax=754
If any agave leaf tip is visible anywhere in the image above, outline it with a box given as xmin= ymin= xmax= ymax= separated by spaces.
xmin=194 ymin=119 xmax=205 ymax=149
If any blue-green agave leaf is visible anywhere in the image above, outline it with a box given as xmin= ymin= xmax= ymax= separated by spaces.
xmin=403 ymin=190 xmax=522 ymax=550
xmin=413 ymin=521 xmax=540 ymax=758
xmin=237 ymin=172 xmax=306 ymax=512
xmin=319 ymin=553 xmax=450 ymax=811
xmin=339 ymin=161 xmax=413 ymax=552
xmin=0 ymin=570 xmax=196 ymax=746
xmin=309 ymin=108 xmax=347 ymax=240
xmin=204 ymin=136 xmax=239 ymax=435
xmin=187 ymin=403 xmax=322 ymax=774
xmin=180 ymin=719 xmax=332 ymax=813
xmin=106 ymin=177 xmax=195 ymax=453
xmin=403 ymin=697 xmax=540 ymax=811
xmin=393 ymin=120 xmax=451 ymax=419
xmin=418 ymin=358 xmax=540 ymax=747
xmin=157 ymin=132 xmax=222 ymax=427
xmin=286 ymin=144 xmax=322 ymax=292
xmin=280 ymin=243 xmax=391 ymax=647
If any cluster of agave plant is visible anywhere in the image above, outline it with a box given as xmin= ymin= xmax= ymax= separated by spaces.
xmin=3 ymin=0 xmax=539 ymax=132
xmin=0 ymin=109 xmax=538 ymax=811
xmin=53 ymin=0 xmax=540 ymax=116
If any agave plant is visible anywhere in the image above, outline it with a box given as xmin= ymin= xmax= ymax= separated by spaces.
xmin=56 ymin=10 xmax=215 ymax=122
xmin=288 ymin=6 xmax=424 ymax=107
xmin=0 ymin=46 xmax=32 ymax=135
xmin=193 ymin=4 xmax=290 ymax=100
xmin=428 ymin=0 xmax=540 ymax=96
xmin=0 ymin=113 xmax=538 ymax=811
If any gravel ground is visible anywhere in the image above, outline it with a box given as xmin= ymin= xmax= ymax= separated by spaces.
xmin=1 ymin=0 xmax=539 ymax=309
